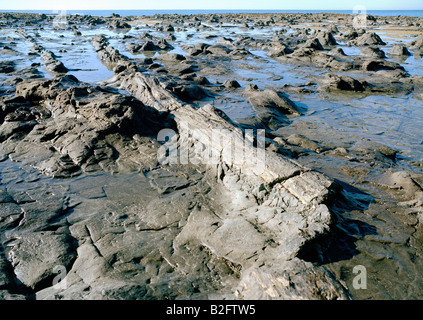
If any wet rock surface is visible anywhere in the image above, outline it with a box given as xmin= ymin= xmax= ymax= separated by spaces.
xmin=0 ymin=11 xmax=422 ymax=300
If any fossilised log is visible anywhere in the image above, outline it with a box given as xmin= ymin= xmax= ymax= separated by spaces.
xmin=91 ymin=35 xmax=350 ymax=299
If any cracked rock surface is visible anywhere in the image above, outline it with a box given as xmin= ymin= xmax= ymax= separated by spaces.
xmin=0 ymin=11 xmax=423 ymax=300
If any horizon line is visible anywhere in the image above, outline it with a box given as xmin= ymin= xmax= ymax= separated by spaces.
xmin=1 ymin=8 xmax=422 ymax=11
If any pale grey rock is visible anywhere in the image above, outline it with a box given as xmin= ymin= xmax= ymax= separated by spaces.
xmin=286 ymin=134 xmax=325 ymax=153
xmin=322 ymin=73 xmax=367 ymax=92
xmin=315 ymin=30 xmax=337 ymax=46
xmin=362 ymin=59 xmax=406 ymax=72
xmin=303 ymin=38 xmax=324 ymax=51
xmin=0 ymin=22 xmax=370 ymax=301
xmin=236 ymin=259 xmax=350 ymax=300
xmin=360 ymin=47 xmax=386 ymax=59
xmin=41 ymin=50 xmax=68 ymax=74
xmin=267 ymin=43 xmax=294 ymax=57
xmin=0 ymin=290 xmax=27 ymax=300
xmin=378 ymin=171 xmax=423 ymax=200
xmin=223 ymin=79 xmax=241 ymax=89
xmin=347 ymin=32 xmax=386 ymax=46
xmin=410 ymin=34 xmax=423 ymax=50
xmin=245 ymin=89 xmax=302 ymax=115
xmin=5 ymin=232 xmax=76 ymax=290
xmin=388 ymin=44 xmax=412 ymax=56
xmin=93 ymin=45 xmax=348 ymax=300
xmin=87 ymin=36 xmax=351 ymax=300
xmin=108 ymin=20 xmax=131 ymax=29
xmin=350 ymin=139 xmax=397 ymax=161
xmin=155 ymin=53 xmax=186 ymax=62
xmin=5 ymin=75 xmax=163 ymax=178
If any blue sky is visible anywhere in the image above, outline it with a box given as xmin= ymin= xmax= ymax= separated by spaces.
xmin=0 ymin=0 xmax=422 ymax=10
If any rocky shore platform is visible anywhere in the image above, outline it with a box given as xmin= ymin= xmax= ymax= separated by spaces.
xmin=0 ymin=11 xmax=422 ymax=300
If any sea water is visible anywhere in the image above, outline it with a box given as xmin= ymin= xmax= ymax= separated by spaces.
xmin=1 ymin=9 xmax=423 ymax=18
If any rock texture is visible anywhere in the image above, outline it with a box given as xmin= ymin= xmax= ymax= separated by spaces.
xmin=1 ymin=75 xmax=164 ymax=178
xmin=322 ymin=74 xmax=368 ymax=92
xmin=1 ymin=11 xmax=423 ymax=301
xmin=388 ymin=44 xmax=412 ymax=56
xmin=347 ymin=32 xmax=386 ymax=46
xmin=30 ymin=34 xmax=350 ymax=300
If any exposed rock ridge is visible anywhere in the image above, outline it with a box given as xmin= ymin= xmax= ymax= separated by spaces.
xmin=90 ymin=35 xmax=351 ymax=299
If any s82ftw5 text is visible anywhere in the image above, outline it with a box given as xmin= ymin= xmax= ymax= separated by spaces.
xmin=210 ymin=304 xmax=255 ymax=315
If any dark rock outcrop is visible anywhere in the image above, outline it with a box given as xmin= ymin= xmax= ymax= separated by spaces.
xmin=347 ymin=32 xmax=386 ymax=46
xmin=388 ymin=44 xmax=412 ymax=56
xmin=360 ymin=47 xmax=387 ymax=59
xmin=322 ymin=74 xmax=367 ymax=92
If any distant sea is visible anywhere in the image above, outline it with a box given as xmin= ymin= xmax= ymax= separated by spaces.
xmin=1 ymin=9 xmax=423 ymax=18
